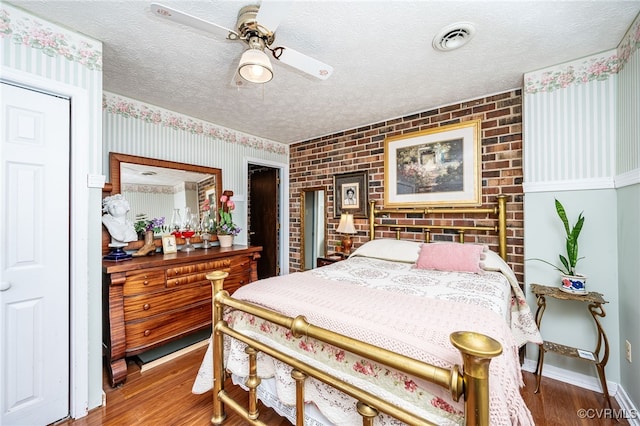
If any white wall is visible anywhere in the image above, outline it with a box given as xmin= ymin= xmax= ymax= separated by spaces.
xmin=615 ymin=11 xmax=640 ymax=411
xmin=102 ymin=92 xmax=289 ymax=247
xmin=1 ymin=3 xmax=104 ymax=414
xmin=524 ymin=190 xmax=619 ymax=377
xmin=523 ymin=12 xmax=640 ymax=409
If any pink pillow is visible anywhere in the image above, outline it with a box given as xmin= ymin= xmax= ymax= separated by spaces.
xmin=415 ymin=243 xmax=486 ymax=274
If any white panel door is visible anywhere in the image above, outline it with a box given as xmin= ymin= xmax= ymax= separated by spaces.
xmin=0 ymin=82 xmax=70 ymax=425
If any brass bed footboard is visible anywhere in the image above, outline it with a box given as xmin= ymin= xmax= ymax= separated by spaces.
xmin=206 ymin=271 xmax=503 ymax=426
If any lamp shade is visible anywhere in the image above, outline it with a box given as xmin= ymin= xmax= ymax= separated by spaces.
xmin=238 ymin=48 xmax=273 ymax=83
xmin=336 ymin=213 xmax=356 ymax=234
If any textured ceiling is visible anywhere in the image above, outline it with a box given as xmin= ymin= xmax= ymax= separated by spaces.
xmin=8 ymin=1 xmax=640 ymax=144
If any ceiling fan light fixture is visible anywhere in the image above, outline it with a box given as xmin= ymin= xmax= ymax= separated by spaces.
xmin=238 ymin=47 xmax=273 ymax=84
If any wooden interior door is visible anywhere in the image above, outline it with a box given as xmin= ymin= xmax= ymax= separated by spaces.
xmin=249 ymin=167 xmax=278 ymax=279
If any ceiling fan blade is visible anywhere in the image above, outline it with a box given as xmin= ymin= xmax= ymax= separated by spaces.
xmin=150 ymin=3 xmax=239 ymax=40
xmin=255 ymin=0 xmax=292 ymax=33
xmin=273 ymin=46 xmax=333 ymax=80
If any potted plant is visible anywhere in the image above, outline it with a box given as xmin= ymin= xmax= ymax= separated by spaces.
xmin=217 ymin=191 xmax=241 ymax=247
xmin=529 ymin=199 xmax=587 ymax=294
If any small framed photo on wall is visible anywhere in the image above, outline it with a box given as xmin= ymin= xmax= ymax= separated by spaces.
xmin=162 ymin=234 xmax=177 ymax=254
xmin=333 ymin=171 xmax=368 ymax=218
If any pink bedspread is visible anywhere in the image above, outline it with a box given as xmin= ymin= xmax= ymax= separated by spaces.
xmin=194 ymin=270 xmax=537 ymax=425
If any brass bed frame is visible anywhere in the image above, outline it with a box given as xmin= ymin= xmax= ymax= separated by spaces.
xmin=206 ymin=194 xmax=510 ymax=426
xmin=368 ymin=194 xmax=508 ymax=261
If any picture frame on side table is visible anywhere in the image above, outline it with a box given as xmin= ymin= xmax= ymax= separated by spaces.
xmin=333 ymin=171 xmax=368 ymax=218
xmin=162 ymin=234 xmax=177 ymax=254
xmin=384 ymin=119 xmax=482 ymax=207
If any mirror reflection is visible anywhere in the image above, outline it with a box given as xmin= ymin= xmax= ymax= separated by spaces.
xmin=301 ymin=187 xmax=326 ymax=270
xmin=109 ymin=153 xmax=222 ymax=230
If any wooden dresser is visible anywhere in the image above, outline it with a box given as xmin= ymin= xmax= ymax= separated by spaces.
xmin=102 ymin=245 xmax=262 ymax=386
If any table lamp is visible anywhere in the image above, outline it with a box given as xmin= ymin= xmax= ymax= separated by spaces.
xmin=336 ymin=213 xmax=356 ymax=255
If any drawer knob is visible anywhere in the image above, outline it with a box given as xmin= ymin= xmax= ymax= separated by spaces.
xmin=240 ymin=280 xmax=245 ymax=284
xmin=143 ymin=303 xmax=150 ymax=310
xmin=143 ymin=281 xmax=149 ymax=285
xmin=144 ymin=330 xmax=151 ymax=337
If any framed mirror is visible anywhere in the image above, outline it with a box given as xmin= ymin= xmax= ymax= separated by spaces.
xmin=109 ymin=152 xmax=222 ymax=234
xmin=300 ymin=187 xmax=326 ymax=270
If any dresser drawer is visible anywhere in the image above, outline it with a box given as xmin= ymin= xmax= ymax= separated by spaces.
xmin=123 ymin=270 xmax=166 ymax=295
xmin=123 ymin=283 xmax=211 ymax=321
xmin=125 ymin=302 xmax=211 ymax=353
xmin=166 ymin=270 xmax=219 ymax=288
xmin=225 ymin=271 xmax=251 ymax=294
xmin=166 ymin=259 xmax=231 ymax=279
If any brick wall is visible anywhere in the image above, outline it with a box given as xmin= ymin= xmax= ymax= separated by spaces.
xmin=289 ymin=89 xmax=524 ymax=283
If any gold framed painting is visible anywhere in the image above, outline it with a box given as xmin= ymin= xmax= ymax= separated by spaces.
xmin=384 ymin=120 xmax=482 ymax=207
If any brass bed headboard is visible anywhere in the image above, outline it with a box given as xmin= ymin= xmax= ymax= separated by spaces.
xmin=368 ymin=194 xmax=508 ymax=260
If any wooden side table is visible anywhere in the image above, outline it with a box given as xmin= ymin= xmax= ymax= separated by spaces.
xmin=530 ymin=283 xmax=612 ymax=410
xmin=317 ymin=253 xmax=346 ymax=268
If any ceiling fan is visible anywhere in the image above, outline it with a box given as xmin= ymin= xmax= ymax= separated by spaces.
xmin=150 ymin=1 xmax=334 ymax=85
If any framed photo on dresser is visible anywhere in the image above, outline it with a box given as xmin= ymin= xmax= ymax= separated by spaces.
xmin=162 ymin=234 xmax=177 ymax=254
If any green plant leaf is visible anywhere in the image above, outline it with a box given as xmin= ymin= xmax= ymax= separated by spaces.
xmin=571 ymin=214 xmax=585 ymax=241
xmin=559 ymin=255 xmax=571 ymax=275
xmin=555 ymin=199 xmax=571 ymax=236
xmin=528 ymin=257 xmax=566 ymax=274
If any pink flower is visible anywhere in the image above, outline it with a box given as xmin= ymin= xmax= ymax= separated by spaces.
xmin=353 ymin=360 xmax=376 ymax=376
xmin=431 ymin=396 xmax=460 ymax=414
xmin=220 ymin=195 xmax=228 ymax=203
xmin=404 ymin=379 xmax=418 ymax=392
xmin=260 ymin=322 xmax=271 ymax=333
xmin=226 ymin=200 xmax=235 ymax=210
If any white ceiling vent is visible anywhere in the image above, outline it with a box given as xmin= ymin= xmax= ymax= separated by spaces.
xmin=433 ymin=23 xmax=476 ymax=52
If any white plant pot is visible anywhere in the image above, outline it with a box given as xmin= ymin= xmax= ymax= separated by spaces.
xmin=560 ymin=274 xmax=587 ymax=295
xmin=217 ymin=234 xmax=234 ymax=248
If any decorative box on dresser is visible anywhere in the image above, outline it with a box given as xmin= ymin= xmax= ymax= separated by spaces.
xmin=102 ymin=245 xmax=262 ymax=386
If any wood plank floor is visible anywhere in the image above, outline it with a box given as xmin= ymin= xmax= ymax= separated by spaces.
xmin=55 ymin=346 xmax=628 ymax=426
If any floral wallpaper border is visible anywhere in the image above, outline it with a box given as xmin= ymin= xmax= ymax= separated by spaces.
xmin=525 ymin=14 xmax=640 ymax=94
xmin=0 ymin=6 xmax=102 ymax=71
xmin=103 ymin=92 xmax=288 ymax=156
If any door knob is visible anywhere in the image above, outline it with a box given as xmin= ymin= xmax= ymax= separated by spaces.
xmin=0 ymin=281 xmax=11 ymax=291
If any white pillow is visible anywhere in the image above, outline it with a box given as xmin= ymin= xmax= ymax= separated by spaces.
xmin=349 ymin=239 xmax=422 ymax=263
xmin=480 ymin=248 xmax=518 ymax=284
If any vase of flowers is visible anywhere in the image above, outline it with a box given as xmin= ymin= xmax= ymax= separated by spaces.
xmin=133 ymin=214 xmax=166 ymax=237
xmin=217 ymin=191 xmax=241 ymax=247
xmin=132 ymin=215 xmax=165 ymax=257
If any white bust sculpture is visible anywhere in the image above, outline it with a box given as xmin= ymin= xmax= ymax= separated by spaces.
xmin=102 ymin=194 xmax=138 ymax=246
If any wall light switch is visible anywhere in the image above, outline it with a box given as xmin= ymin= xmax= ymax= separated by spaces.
xmin=87 ymin=174 xmax=106 ymax=188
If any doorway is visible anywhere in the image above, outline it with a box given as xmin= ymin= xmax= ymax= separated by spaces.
xmin=248 ymin=164 xmax=280 ymax=279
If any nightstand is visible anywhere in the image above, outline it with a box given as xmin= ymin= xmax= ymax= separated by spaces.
xmin=316 ymin=253 xmax=346 ymax=268
xmin=530 ymin=283 xmax=612 ymax=410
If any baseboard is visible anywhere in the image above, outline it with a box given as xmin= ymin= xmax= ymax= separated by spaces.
xmin=137 ymin=338 xmax=209 ymax=372
xmin=522 ymin=359 xmax=639 ymax=424
xmin=615 ymin=385 xmax=640 ymax=426
xmin=522 ymin=358 xmax=618 ymax=395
